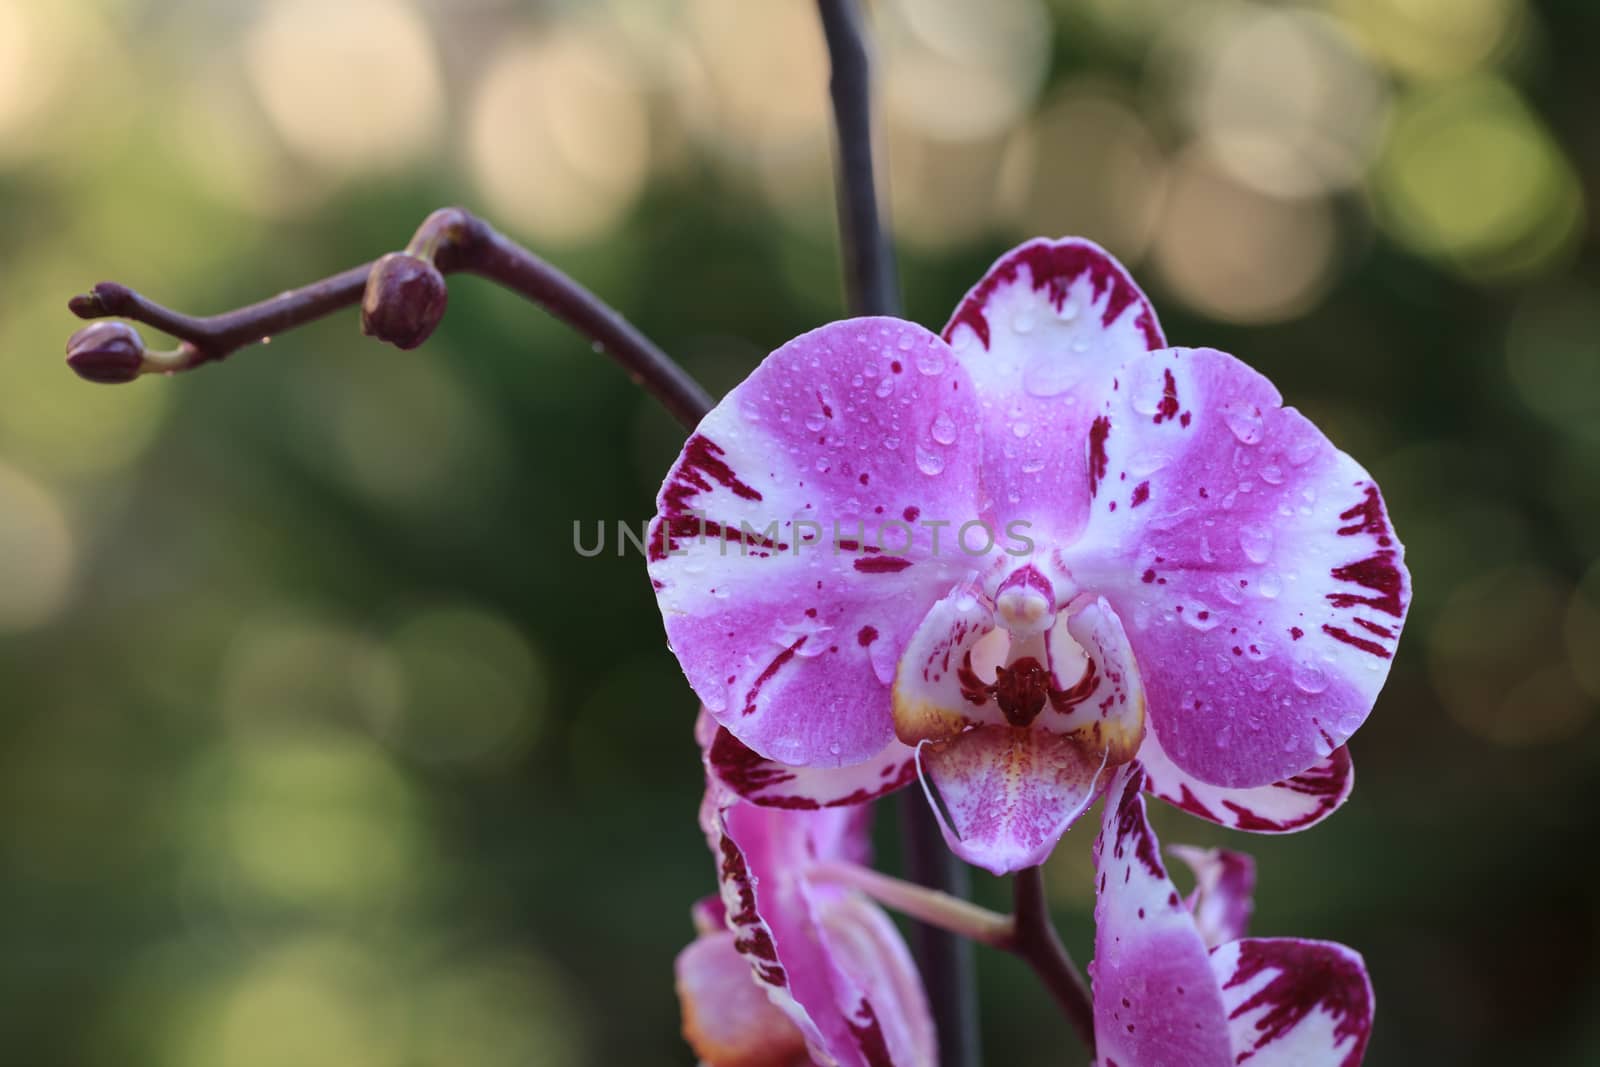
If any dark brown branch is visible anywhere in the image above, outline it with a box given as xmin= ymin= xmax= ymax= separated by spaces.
xmin=67 ymin=207 xmax=713 ymax=432
xmin=816 ymin=0 xmax=900 ymax=317
xmin=1004 ymin=866 xmax=1097 ymax=1057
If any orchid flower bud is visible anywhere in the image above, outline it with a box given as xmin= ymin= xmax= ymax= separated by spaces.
xmin=65 ymin=321 xmax=146 ymax=384
xmin=361 ymin=252 xmax=447 ymax=350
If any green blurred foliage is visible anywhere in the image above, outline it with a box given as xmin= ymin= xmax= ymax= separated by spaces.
xmin=2 ymin=0 xmax=1598 ymax=1064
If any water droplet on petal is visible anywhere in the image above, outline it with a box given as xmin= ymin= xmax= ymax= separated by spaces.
xmin=1260 ymin=464 xmax=1285 ymax=485
xmin=1288 ymin=436 xmax=1319 ymax=466
xmin=815 ymin=458 xmax=831 ymax=474
xmin=1216 ymin=575 xmax=1245 ymax=605
xmin=1222 ymin=400 xmax=1264 ymax=444
xmin=1012 ymin=421 xmax=1031 ymax=438
xmin=1238 ymin=524 xmax=1273 ymax=564
xmin=1022 ymin=456 xmax=1046 ymax=473
xmin=883 ymin=435 xmax=901 ymax=451
xmin=1130 ymin=362 xmax=1167 ymax=415
xmin=1011 ymin=310 xmax=1035 ymax=334
xmin=916 ymin=349 xmax=945 ymax=376
xmin=915 ymin=445 xmax=946 ymax=475
xmin=868 ymin=638 xmax=898 ymax=685
xmin=897 ymin=333 xmax=915 ymax=351
xmin=1021 ymin=350 xmax=1084 ymax=397
xmin=876 ymin=377 xmax=896 ymax=399
xmin=805 ymin=413 xmax=827 ymax=432
xmin=1256 ymin=571 xmax=1282 ymax=599
xmin=931 ymin=411 xmax=957 ymax=445
xmin=1056 ymin=301 xmax=1079 ymax=322
xmin=1181 ymin=602 xmax=1218 ymax=632
xmin=1292 ymin=659 xmax=1329 ymax=694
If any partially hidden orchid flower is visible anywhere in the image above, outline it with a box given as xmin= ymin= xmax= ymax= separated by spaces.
xmin=1092 ymin=764 xmax=1373 ymax=1067
xmin=649 ymin=238 xmax=1410 ymax=874
xmin=677 ymin=713 xmax=936 ymax=1067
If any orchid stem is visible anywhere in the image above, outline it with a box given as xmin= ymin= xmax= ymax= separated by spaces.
xmin=1008 ymin=866 xmax=1097 ymax=1058
xmin=814 ymin=3 xmax=979 ymax=1064
xmin=809 ymin=861 xmax=1012 ymax=947
xmin=67 ymin=207 xmax=714 ymax=432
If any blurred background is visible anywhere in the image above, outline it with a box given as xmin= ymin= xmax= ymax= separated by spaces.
xmin=2 ymin=0 xmax=1597 ymax=1063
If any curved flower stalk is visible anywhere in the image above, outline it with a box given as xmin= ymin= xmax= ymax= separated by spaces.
xmin=677 ymin=713 xmax=937 ymax=1067
xmin=649 ymin=238 xmax=1409 ymax=873
xmin=1092 ymin=764 xmax=1373 ymax=1067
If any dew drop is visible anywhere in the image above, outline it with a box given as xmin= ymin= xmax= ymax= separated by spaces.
xmin=1021 ymin=350 xmax=1084 ymax=397
xmin=1256 ymin=571 xmax=1282 ymax=599
xmin=915 ymin=445 xmax=946 ymax=475
xmin=916 ymin=349 xmax=945 ymax=376
xmin=1222 ymin=400 xmax=1264 ymax=444
xmin=1238 ymin=525 xmax=1273 ymax=564
xmin=1128 ymin=450 xmax=1168 ymax=477
xmin=1056 ymin=301 xmax=1079 ymax=322
xmin=1022 ymin=456 xmax=1046 ymax=473
xmin=868 ymin=639 xmax=898 ymax=685
xmin=876 ymin=377 xmax=895 ymax=399
xmin=896 ymin=333 xmax=915 ymax=351
xmin=805 ymin=413 xmax=827 ymax=432
xmin=815 ymin=458 xmax=832 ymax=474
xmin=1181 ymin=603 xmax=1218 ymax=632
xmin=828 ymin=741 xmax=842 ymax=756
xmin=1012 ymin=421 xmax=1032 ymax=438
xmin=1288 ymin=436 xmax=1319 ymax=466
xmin=1248 ymin=673 xmax=1273 ymax=693
xmin=883 ymin=435 xmax=901 ymax=451
xmin=1260 ymin=464 xmax=1285 ymax=486
xmin=1130 ymin=362 xmax=1167 ymax=415
xmin=1216 ymin=575 xmax=1246 ymax=606
xmin=931 ymin=411 xmax=958 ymax=445
xmin=1292 ymin=659 xmax=1329 ymax=694
xmin=1011 ymin=310 xmax=1036 ymax=334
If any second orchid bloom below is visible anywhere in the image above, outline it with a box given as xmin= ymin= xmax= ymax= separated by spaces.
xmin=649 ymin=237 xmax=1410 ymax=875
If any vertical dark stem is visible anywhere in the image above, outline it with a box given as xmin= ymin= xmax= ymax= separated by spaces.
xmin=815 ymin=2 xmax=980 ymax=1065
xmin=816 ymin=0 xmax=901 ymax=318
xmin=1011 ymin=867 xmax=1096 ymax=1057
xmin=898 ymin=791 xmax=983 ymax=1067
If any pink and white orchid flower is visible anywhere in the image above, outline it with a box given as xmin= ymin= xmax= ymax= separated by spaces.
xmin=1092 ymin=764 xmax=1373 ymax=1067
xmin=649 ymin=238 xmax=1409 ymax=874
xmin=677 ymin=714 xmax=936 ymax=1067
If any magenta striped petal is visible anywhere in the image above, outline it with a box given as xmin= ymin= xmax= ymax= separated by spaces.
xmin=709 ymin=724 xmax=917 ymax=810
xmin=651 ymin=318 xmax=986 ymax=769
xmin=1093 ymin=766 xmax=1234 ymax=1067
xmin=1170 ymin=846 xmax=1255 ymax=950
xmin=1210 ymin=938 xmax=1373 ymax=1067
xmin=1093 ymin=766 xmax=1374 ymax=1067
xmin=1070 ymin=347 xmax=1409 ymax=788
xmin=1141 ymin=722 xmax=1354 ymax=833
xmin=941 ymin=238 xmax=1165 ymax=547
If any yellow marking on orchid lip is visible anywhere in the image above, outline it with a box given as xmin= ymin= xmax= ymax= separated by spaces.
xmin=890 ymin=689 xmax=974 ymax=745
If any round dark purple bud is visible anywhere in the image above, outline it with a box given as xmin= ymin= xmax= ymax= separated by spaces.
xmin=65 ymin=321 xmax=146 ymax=384
xmin=361 ymin=252 xmax=448 ymax=350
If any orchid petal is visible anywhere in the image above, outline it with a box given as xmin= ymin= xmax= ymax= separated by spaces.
xmin=676 ymin=930 xmax=810 ymax=1067
xmin=1141 ymin=722 xmax=1354 ymax=834
xmin=808 ymin=888 xmax=938 ymax=1067
xmin=1209 ymin=938 xmax=1373 ymax=1067
xmin=1170 ymin=846 xmax=1255 ymax=950
xmin=1042 ymin=595 xmax=1146 ymax=760
xmin=941 ymin=239 xmax=1165 ymax=546
xmin=920 ymin=725 xmax=1106 ymax=875
xmin=709 ymin=724 xmax=918 ymax=810
xmin=1092 ymin=765 xmax=1233 ymax=1067
xmin=891 ymin=582 xmax=1011 ymax=744
xmin=651 ymin=318 xmax=985 ymax=768
xmin=1072 ymin=346 xmax=1410 ymax=788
